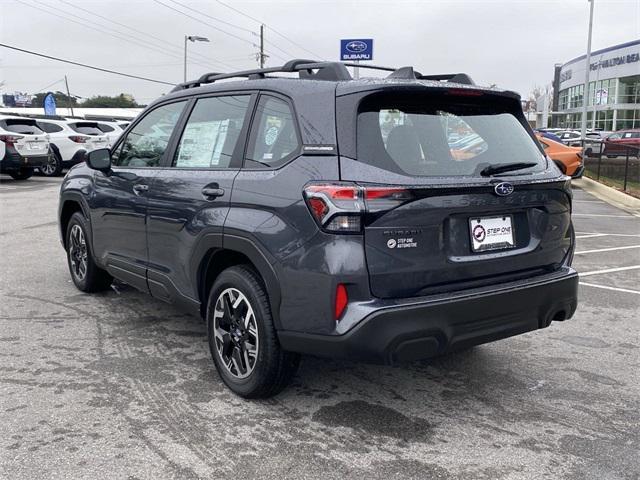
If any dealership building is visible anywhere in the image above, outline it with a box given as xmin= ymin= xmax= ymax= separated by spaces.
xmin=551 ymin=39 xmax=640 ymax=131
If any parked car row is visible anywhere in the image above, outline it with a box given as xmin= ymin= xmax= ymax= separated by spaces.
xmin=0 ymin=115 xmax=131 ymax=179
xmin=537 ymin=128 xmax=640 ymax=158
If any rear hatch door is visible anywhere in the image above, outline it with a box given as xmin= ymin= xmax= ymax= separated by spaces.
xmin=0 ymin=118 xmax=49 ymax=156
xmin=69 ymin=122 xmax=110 ymax=150
xmin=337 ymin=87 xmax=573 ymax=298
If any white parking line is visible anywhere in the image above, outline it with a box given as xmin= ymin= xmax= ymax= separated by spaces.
xmin=573 ymin=200 xmax=605 ymax=203
xmin=579 ymin=265 xmax=640 ymax=277
xmin=580 ymin=282 xmax=640 ymax=295
xmin=575 ymin=233 xmax=609 ymax=239
xmin=576 ymin=232 xmax=640 ymax=238
xmin=574 ymin=245 xmax=640 ymax=255
xmin=572 ymin=213 xmax=638 ymax=218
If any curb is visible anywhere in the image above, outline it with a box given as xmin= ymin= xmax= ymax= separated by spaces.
xmin=572 ymin=176 xmax=640 ymax=215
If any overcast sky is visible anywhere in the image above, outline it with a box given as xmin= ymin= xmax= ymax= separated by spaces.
xmin=1 ymin=0 xmax=638 ymax=104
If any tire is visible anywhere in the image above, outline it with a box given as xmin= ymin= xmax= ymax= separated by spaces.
xmin=40 ymin=151 xmax=63 ymax=177
xmin=9 ymin=168 xmax=34 ymax=180
xmin=65 ymin=212 xmax=113 ymax=292
xmin=206 ymin=265 xmax=300 ymax=398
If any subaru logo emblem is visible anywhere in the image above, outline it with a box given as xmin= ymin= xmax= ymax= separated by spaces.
xmin=494 ymin=182 xmax=514 ymax=196
xmin=346 ymin=41 xmax=367 ymax=53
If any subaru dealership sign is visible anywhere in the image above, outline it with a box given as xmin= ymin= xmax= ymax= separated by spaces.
xmin=340 ymin=39 xmax=373 ymax=61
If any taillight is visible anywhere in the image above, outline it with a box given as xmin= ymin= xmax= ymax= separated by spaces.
xmin=303 ymin=182 xmax=412 ymax=233
xmin=69 ymin=135 xmax=89 ymax=143
xmin=334 ymin=284 xmax=348 ymax=321
xmin=0 ymin=134 xmax=24 ymax=146
xmin=303 ymin=183 xmax=362 ymax=233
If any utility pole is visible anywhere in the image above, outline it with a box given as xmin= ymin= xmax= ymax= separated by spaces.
xmin=64 ymin=75 xmax=74 ymax=117
xmin=259 ymin=24 xmax=266 ymax=68
xmin=580 ymin=0 xmax=594 ymax=139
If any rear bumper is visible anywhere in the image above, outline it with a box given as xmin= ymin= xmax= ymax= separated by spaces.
xmin=62 ymin=149 xmax=87 ymax=168
xmin=278 ymin=268 xmax=578 ymax=364
xmin=1 ymin=151 xmax=48 ymax=171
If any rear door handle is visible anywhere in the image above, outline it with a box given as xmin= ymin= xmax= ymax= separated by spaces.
xmin=133 ymin=184 xmax=149 ymax=195
xmin=202 ymin=187 xmax=225 ymax=199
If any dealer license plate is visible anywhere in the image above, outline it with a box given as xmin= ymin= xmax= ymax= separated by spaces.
xmin=469 ymin=215 xmax=515 ymax=252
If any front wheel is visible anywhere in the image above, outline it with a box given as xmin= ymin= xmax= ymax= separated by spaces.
xmin=65 ymin=212 xmax=112 ymax=292
xmin=9 ymin=168 xmax=33 ymax=180
xmin=206 ymin=265 xmax=299 ymax=398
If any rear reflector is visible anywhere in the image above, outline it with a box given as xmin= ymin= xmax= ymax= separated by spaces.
xmin=69 ymin=135 xmax=89 ymax=143
xmin=335 ymin=284 xmax=348 ymax=320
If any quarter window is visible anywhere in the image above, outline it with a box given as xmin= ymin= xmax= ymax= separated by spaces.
xmin=245 ymin=96 xmax=299 ymax=168
xmin=173 ymin=95 xmax=250 ymax=168
xmin=113 ymin=101 xmax=186 ymax=167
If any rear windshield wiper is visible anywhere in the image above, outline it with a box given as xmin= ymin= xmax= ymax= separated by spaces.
xmin=480 ymin=162 xmax=538 ymax=177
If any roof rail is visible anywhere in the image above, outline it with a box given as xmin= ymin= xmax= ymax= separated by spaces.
xmin=171 ymin=59 xmax=475 ymax=91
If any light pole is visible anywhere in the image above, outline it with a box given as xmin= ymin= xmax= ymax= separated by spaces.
xmin=580 ymin=0 xmax=594 ymax=138
xmin=184 ymin=35 xmax=210 ymax=82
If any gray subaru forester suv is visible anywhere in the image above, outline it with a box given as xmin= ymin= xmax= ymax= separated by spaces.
xmin=59 ymin=60 xmax=578 ymax=398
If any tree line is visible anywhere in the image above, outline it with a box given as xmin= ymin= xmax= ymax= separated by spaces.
xmin=30 ymin=91 xmax=142 ymax=108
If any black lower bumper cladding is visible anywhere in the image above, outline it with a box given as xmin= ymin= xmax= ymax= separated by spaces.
xmin=279 ymin=269 xmax=578 ymax=364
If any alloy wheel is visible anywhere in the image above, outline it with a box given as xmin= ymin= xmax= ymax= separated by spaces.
xmin=69 ymin=224 xmax=88 ymax=281
xmin=213 ymin=288 xmax=259 ymax=379
xmin=41 ymin=155 xmax=58 ymax=176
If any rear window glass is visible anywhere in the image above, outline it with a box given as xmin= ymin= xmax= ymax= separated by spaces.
xmin=37 ymin=122 xmax=64 ymax=133
xmin=358 ymin=94 xmax=546 ymax=177
xmin=0 ymin=119 xmax=43 ymax=135
xmin=97 ymin=123 xmax=115 ymax=133
xmin=69 ymin=123 xmax=103 ymax=135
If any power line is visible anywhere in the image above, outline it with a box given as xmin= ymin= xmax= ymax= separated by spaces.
xmin=17 ymin=0 xmax=191 ymax=67
xmin=213 ymin=0 xmax=325 ymax=60
xmin=166 ymin=0 xmax=254 ymax=34
xmin=151 ymin=0 xmax=255 ymax=47
xmin=55 ymin=0 xmax=228 ymax=69
xmin=35 ymin=78 xmax=65 ymax=94
xmin=154 ymin=0 xmax=296 ymax=65
xmin=0 ymin=43 xmax=175 ymax=86
xmin=22 ymin=0 xmax=225 ymax=72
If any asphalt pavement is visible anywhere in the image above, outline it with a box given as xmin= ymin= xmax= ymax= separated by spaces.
xmin=0 ymin=175 xmax=638 ymax=480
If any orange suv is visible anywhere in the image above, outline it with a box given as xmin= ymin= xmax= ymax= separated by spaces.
xmin=535 ymin=133 xmax=584 ymax=178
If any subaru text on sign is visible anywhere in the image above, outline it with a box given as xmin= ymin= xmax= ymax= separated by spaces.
xmin=340 ymin=39 xmax=373 ymax=61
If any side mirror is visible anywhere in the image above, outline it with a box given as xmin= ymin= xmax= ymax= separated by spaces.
xmin=86 ymin=148 xmax=111 ymax=172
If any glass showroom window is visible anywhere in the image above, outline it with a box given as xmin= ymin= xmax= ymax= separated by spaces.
xmin=616 ymin=109 xmax=640 ymax=130
xmin=618 ymin=75 xmax=640 ymax=104
xmin=588 ymin=79 xmax=617 ymax=106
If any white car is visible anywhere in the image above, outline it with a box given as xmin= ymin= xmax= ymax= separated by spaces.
xmin=36 ymin=119 xmax=110 ymax=176
xmin=0 ymin=116 xmax=50 ymax=180
xmin=93 ymin=120 xmax=128 ymax=146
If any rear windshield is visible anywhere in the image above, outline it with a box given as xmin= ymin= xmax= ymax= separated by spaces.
xmin=69 ymin=122 xmax=103 ymax=135
xmin=357 ymin=93 xmax=546 ymax=177
xmin=0 ymin=119 xmax=44 ymax=135
xmin=97 ymin=123 xmax=115 ymax=133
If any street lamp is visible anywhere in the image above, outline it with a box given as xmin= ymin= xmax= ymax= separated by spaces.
xmin=580 ymin=0 xmax=594 ymax=138
xmin=184 ymin=35 xmax=210 ymax=82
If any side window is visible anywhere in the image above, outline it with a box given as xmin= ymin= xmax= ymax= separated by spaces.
xmin=98 ymin=123 xmax=115 ymax=133
xmin=174 ymin=95 xmax=250 ymax=168
xmin=113 ymin=101 xmax=186 ymax=167
xmin=245 ymin=96 xmax=300 ymax=168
